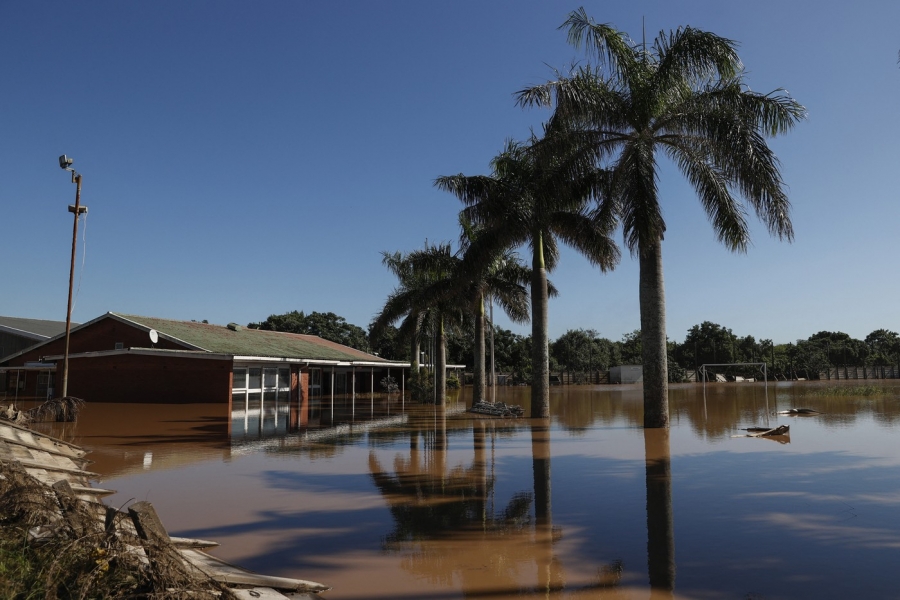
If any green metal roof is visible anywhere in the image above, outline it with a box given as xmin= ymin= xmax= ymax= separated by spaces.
xmin=0 ymin=316 xmax=73 ymax=340
xmin=111 ymin=313 xmax=390 ymax=363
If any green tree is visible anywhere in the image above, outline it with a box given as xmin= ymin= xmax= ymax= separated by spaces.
xmin=379 ymin=250 xmax=426 ymax=374
xmin=368 ymin=322 xmax=405 ymax=361
xmin=492 ymin=327 xmax=533 ymax=383
xmin=436 ymin=136 xmax=619 ymax=417
xmin=806 ymin=331 xmax=867 ymax=367
xmin=681 ymin=321 xmax=737 ymax=367
xmin=865 ymin=329 xmax=900 ymax=366
xmin=457 ymin=218 xmax=531 ymax=405
xmin=250 ymin=310 xmax=369 ymax=350
xmin=373 ymin=243 xmax=469 ymax=404
xmin=619 ymin=330 xmax=643 ymax=365
xmin=519 ymin=9 xmax=804 ymax=427
xmin=550 ymin=328 xmax=612 ymax=379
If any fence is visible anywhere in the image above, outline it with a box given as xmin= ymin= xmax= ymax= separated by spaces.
xmin=820 ymin=365 xmax=900 ymax=380
xmin=553 ymin=370 xmax=610 ymax=385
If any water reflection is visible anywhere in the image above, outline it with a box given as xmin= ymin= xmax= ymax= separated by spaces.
xmin=368 ymin=408 xmax=539 ymax=595
xmin=644 ymin=428 xmax=675 ymax=597
xmin=33 ymin=381 xmax=900 ymax=600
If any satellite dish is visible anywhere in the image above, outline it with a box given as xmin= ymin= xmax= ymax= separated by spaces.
xmin=149 ymin=329 xmax=159 ymax=344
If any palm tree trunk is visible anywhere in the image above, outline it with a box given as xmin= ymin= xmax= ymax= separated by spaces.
xmin=644 ymin=427 xmax=675 ymax=591
xmin=410 ymin=312 xmax=420 ymax=374
xmin=639 ymin=237 xmax=669 ymax=428
xmin=436 ymin=317 xmax=447 ymax=405
xmin=410 ymin=335 xmax=420 ymax=373
xmin=531 ymin=231 xmax=550 ymax=418
xmin=473 ymin=293 xmax=486 ymax=406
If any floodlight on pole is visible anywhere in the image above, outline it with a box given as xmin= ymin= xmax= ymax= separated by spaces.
xmin=59 ymin=155 xmax=87 ymax=399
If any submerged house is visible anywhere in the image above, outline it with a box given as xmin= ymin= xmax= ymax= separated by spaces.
xmin=0 ymin=313 xmax=410 ymax=417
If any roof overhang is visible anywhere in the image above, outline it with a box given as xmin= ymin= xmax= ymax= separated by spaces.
xmin=0 ymin=364 xmax=57 ymax=373
xmin=34 ymin=349 xmax=413 ymax=368
xmin=0 ymin=325 xmax=48 ymax=341
xmin=43 ymin=348 xmax=232 ymax=361
xmin=233 ymin=356 xmax=410 ymax=368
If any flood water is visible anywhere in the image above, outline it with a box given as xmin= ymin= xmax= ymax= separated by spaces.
xmin=34 ymin=381 xmax=900 ymax=599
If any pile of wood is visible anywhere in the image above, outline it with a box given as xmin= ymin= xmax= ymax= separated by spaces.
xmin=469 ymin=401 xmax=525 ymax=418
xmin=0 ymin=418 xmax=330 ymax=599
xmin=1 ymin=396 xmax=85 ymax=424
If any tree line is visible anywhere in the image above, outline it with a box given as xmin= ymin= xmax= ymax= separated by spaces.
xmin=256 ymin=9 xmax=806 ymax=428
xmin=249 ymin=309 xmax=899 ymax=384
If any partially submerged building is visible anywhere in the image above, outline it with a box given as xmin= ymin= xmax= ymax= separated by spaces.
xmin=0 ymin=316 xmax=72 ymax=361
xmin=0 ymin=316 xmax=75 ymax=398
xmin=0 ymin=313 xmax=410 ymax=418
xmin=609 ymin=365 xmax=643 ymax=384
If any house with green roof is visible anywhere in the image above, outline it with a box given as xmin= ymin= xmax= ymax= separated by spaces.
xmin=0 ymin=312 xmax=411 ymax=426
xmin=0 ymin=316 xmax=74 ymax=361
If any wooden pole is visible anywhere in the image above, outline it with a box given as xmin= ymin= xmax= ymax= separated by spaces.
xmin=61 ymin=173 xmax=83 ymax=398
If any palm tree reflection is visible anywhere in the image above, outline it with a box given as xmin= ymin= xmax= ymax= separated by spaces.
xmin=644 ymin=427 xmax=676 ymax=597
xmin=369 ymin=411 xmax=628 ymax=597
xmin=368 ymin=411 xmax=534 ymax=591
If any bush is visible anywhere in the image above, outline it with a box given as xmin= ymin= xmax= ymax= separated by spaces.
xmin=380 ymin=376 xmax=399 ymax=393
xmin=446 ymin=374 xmax=461 ymax=389
xmin=408 ymin=370 xmax=434 ymax=403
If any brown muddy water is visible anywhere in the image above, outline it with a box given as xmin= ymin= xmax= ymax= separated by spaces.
xmin=32 ymin=381 xmax=900 ymax=599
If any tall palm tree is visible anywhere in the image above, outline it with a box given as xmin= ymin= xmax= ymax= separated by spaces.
xmin=519 ymin=9 xmax=805 ymax=427
xmin=436 ymin=135 xmax=619 ymax=418
xmin=458 ymin=217 xmax=531 ymax=406
xmin=379 ymin=250 xmax=424 ymax=374
xmin=373 ymin=243 xmax=467 ymax=404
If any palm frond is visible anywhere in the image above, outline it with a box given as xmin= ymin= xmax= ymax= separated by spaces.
xmin=663 ymin=141 xmax=750 ymax=252
xmin=652 ymin=26 xmax=742 ymax=90
xmin=549 ymin=210 xmax=620 ymax=272
xmin=562 ymin=8 xmax=639 ymax=82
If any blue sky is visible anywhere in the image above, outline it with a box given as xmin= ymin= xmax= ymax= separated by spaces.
xmin=2 ymin=1 xmax=899 ymax=345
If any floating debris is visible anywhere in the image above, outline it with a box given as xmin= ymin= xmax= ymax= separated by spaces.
xmin=732 ymin=424 xmax=790 ymax=443
xmin=778 ymin=408 xmax=822 ymax=415
xmin=739 ymin=425 xmax=790 ymax=436
xmin=469 ymin=401 xmax=525 ymax=418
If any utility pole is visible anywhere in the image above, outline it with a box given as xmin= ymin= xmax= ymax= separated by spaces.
xmin=59 ymin=155 xmax=87 ymax=398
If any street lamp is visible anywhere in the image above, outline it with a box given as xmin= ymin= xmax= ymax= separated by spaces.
xmin=59 ymin=155 xmax=87 ymax=398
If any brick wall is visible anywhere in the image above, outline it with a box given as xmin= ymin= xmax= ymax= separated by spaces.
xmin=3 ymin=315 xmax=187 ymax=367
xmin=66 ymin=353 xmax=232 ymax=403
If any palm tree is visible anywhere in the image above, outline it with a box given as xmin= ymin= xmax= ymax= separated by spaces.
xmin=518 ymin=9 xmax=805 ymax=427
xmin=373 ymin=243 xmax=466 ymax=405
xmin=379 ymin=250 xmax=424 ymax=374
xmin=458 ymin=221 xmax=531 ymax=406
xmin=436 ymin=135 xmax=619 ymax=417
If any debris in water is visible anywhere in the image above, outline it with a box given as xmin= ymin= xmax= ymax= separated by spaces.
xmin=739 ymin=425 xmax=790 ymax=436
xmin=469 ymin=401 xmax=525 ymax=417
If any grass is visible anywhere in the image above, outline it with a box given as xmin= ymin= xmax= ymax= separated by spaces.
xmin=811 ymin=385 xmax=894 ymax=397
